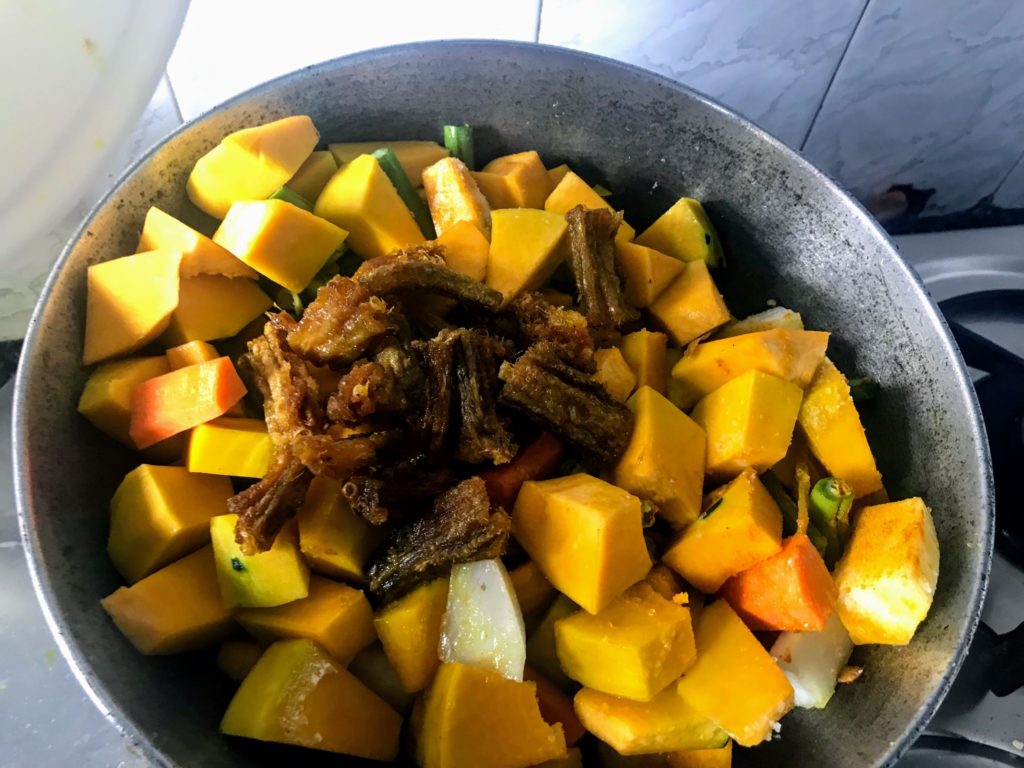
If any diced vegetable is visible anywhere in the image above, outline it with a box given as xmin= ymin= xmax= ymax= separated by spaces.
xmin=161 ymin=273 xmax=272 ymax=345
xmin=510 ymin=561 xmax=557 ymax=618
xmin=296 ymin=475 xmax=386 ymax=583
xmin=187 ymin=417 xmax=271 ymax=478
xmin=524 ymin=667 xmax=587 ymax=746
xmin=136 ymin=206 xmax=256 ymax=279
xmin=78 ymin=356 xmax=170 ymax=446
xmin=486 ymin=208 xmax=568 ymax=300
xmin=443 ymin=124 xmax=475 ymax=169
xmin=220 ymin=638 xmax=402 ymax=760
xmin=471 ymin=170 xmax=519 ymax=209
xmin=644 ymin=564 xmax=684 ymax=601
xmin=101 ymin=545 xmax=232 ymax=654
xmin=614 ymin=385 xmax=706 ymax=529
xmin=798 ymin=357 xmax=884 ymax=498
xmin=83 ymin=249 xmax=182 ymax=365
xmin=620 ymin=329 xmax=668 ymax=394
xmin=285 ymin=149 xmax=338 ymax=202
xmin=513 ymin=474 xmax=651 ymax=614
xmin=691 ymin=369 xmax=803 ymax=478
xmin=349 ymin=643 xmax=417 ymax=713
xmin=374 ymin=577 xmax=449 ymax=693
xmin=187 ymin=115 xmax=319 ymax=218
xmin=329 ymin=140 xmax=449 ymax=183
xmin=526 ymin=595 xmax=579 ymax=690
xmin=373 ymin=147 xmax=437 ymax=238
xmin=216 ymin=639 xmax=262 ymax=682
xmin=420 ymin=662 xmax=568 ymax=768
xmin=555 ymin=582 xmax=696 ymax=701
xmin=433 ymin=219 xmax=490 ymax=281
xmin=809 ymin=476 xmax=855 ymax=567
xmin=771 ymin=611 xmax=853 ymax=708
xmin=267 ymin=184 xmax=313 ymax=211
xmin=834 ymin=497 xmax=939 ymax=645
xmin=675 ymin=600 xmax=794 ymax=747
xmin=716 ymin=306 xmax=803 ymax=338
xmin=575 ymin=686 xmax=729 ymax=756
xmin=128 ymin=357 xmax=247 ymax=449
xmin=107 ymin=464 xmax=232 ymax=584
xmin=165 ymin=339 xmax=218 ymax=369
xmin=720 ymin=534 xmax=837 ymax=632
xmin=593 ymin=347 xmax=638 ymax=402
xmin=210 ymin=515 xmax=310 ymax=608
xmin=648 ymin=261 xmax=732 ymax=346
xmin=635 ymin=197 xmax=722 ymax=266
xmin=669 ymin=328 xmax=830 ymax=410
xmin=422 ymin=157 xmax=491 ymax=238
xmin=481 ymin=431 xmax=566 ymax=510
xmin=546 ymin=163 xmax=571 ymax=187
xmin=213 ymin=198 xmax=348 ymax=292
xmin=440 ymin=559 xmax=527 ymax=681
xmin=481 ymin=151 xmax=553 ymax=209
xmin=615 ymin=241 xmax=685 ymax=308
xmin=543 ymin=171 xmax=636 ymax=241
xmin=662 ymin=469 xmax=783 ymax=594
xmin=236 ymin=575 xmax=375 ymax=662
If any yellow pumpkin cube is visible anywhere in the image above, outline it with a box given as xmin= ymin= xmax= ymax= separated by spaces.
xmin=575 ymin=686 xmax=729 ymax=756
xmin=555 ymin=583 xmax=696 ymax=701
xmin=718 ymin=306 xmax=803 ymax=338
xmin=544 ymin=171 xmax=636 ymax=241
xmin=510 ymin=560 xmax=557 ymax=617
xmin=187 ymin=417 xmax=272 ymax=478
xmin=221 ymin=638 xmax=401 ymax=760
xmin=798 ymin=357 xmax=883 ymax=497
xmin=614 ymin=386 xmax=706 ymax=529
xmin=349 ymin=643 xmax=417 ymax=713
xmin=136 ymin=206 xmax=256 ymax=279
xmin=663 ymin=348 xmax=689 ymax=411
xmin=635 ymin=198 xmax=722 ymax=266
xmin=513 ymin=474 xmax=651 ymax=614
xmin=593 ymin=347 xmax=638 ymax=402
xmin=237 ymin=575 xmax=376 ymax=662
xmin=296 ymin=476 xmax=386 ymax=583
xmin=527 ymin=595 xmax=579 ymax=690
xmin=165 ymin=340 xmax=218 ymax=369
xmin=471 ymin=170 xmax=519 ymax=209
xmin=692 ymin=370 xmax=803 ymax=478
xmin=616 ymin=241 xmax=685 ymax=307
xmin=285 ymin=150 xmax=338 ymax=201
xmin=328 ymin=140 xmax=448 ymax=185
xmin=547 ymin=163 xmax=572 ymax=187
xmin=374 ymin=577 xmax=449 ymax=692
xmin=107 ymin=464 xmax=233 ymax=584
xmin=434 ymin=219 xmax=490 ymax=282
xmin=83 ymin=249 xmax=182 ymax=365
xmin=161 ymin=274 xmax=272 ymax=345
xmin=78 ymin=356 xmax=170 ymax=446
xmin=101 ymin=545 xmax=233 ymax=654
xmin=662 ymin=469 xmax=783 ymax=593
xmin=214 ymin=199 xmax=347 ymax=292
xmin=486 ymin=208 xmax=569 ymax=301
xmin=423 ymin=157 xmax=492 ymax=238
xmin=676 ymin=600 xmax=794 ymax=746
xmin=217 ymin=639 xmax=263 ymax=681
xmin=834 ymin=498 xmax=939 ymax=645
xmin=421 ymin=662 xmax=567 ymax=768
xmin=649 ymin=261 xmax=731 ymax=345
xmin=187 ymin=115 xmax=319 ymax=218
xmin=210 ymin=514 xmax=310 ymax=608
xmin=670 ymin=328 xmax=830 ymax=410
xmin=482 ymin=151 xmax=553 ymax=209
xmin=620 ymin=330 xmax=668 ymax=394
xmin=314 ymin=153 xmax=423 ymax=260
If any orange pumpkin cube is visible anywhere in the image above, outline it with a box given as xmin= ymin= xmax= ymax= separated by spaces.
xmin=615 ymin=240 xmax=685 ymax=307
xmin=543 ymin=171 xmax=636 ymax=241
xmin=649 ymin=261 xmax=731 ymax=345
xmin=374 ymin=577 xmax=449 ymax=692
xmin=423 ymin=157 xmax=492 ymax=238
xmin=620 ymin=329 xmax=668 ymax=394
xmin=593 ymin=347 xmax=638 ymax=402
xmin=482 ymin=151 xmax=553 ymax=209
xmin=136 ymin=206 xmax=256 ymax=279
xmin=434 ymin=219 xmax=490 ymax=281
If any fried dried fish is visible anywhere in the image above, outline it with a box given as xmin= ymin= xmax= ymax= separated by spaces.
xmin=343 ymin=456 xmax=456 ymax=526
xmin=498 ymin=342 xmax=634 ymax=464
xmin=327 ymin=361 xmax=408 ymax=424
xmin=451 ymin=329 xmax=517 ymax=464
xmin=507 ymin=291 xmax=595 ymax=370
xmin=565 ymin=205 xmax=638 ymax=330
xmin=368 ymin=477 xmax=511 ymax=598
xmin=414 ymin=331 xmax=457 ymax=456
xmin=229 ymin=453 xmax=311 ymax=556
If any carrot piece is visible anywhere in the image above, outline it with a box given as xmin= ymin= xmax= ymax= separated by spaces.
xmin=129 ymin=357 xmax=247 ymax=449
xmin=480 ymin=432 xmax=565 ymax=509
xmin=524 ymin=666 xmax=586 ymax=746
xmin=720 ymin=534 xmax=837 ymax=632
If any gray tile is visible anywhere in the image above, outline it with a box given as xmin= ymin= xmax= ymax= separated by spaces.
xmin=538 ymin=0 xmax=868 ymax=147
xmin=993 ymin=151 xmax=1024 ymax=208
xmin=803 ymin=0 xmax=1024 ymax=215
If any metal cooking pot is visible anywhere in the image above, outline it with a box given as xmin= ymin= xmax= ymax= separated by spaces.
xmin=12 ymin=41 xmax=992 ymax=767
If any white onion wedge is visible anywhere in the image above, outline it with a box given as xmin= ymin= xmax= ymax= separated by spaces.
xmin=771 ymin=611 xmax=854 ymax=709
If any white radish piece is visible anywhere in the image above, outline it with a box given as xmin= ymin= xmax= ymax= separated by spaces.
xmin=771 ymin=611 xmax=854 ymax=709
xmin=439 ymin=559 xmax=526 ymax=681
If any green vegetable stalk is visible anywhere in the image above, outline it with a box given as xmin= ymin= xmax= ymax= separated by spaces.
xmin=443 ymin=124 xmax=475 ymax=170
xmin=809 ymin=477 xmax=854 ymax=568
xmin=762 ymin=471 xmax=830 ymax=560
xmin=371 ymin=147 xmax=436 ymax=239
xmin=268 ymin=185 xmax=313 ymax=212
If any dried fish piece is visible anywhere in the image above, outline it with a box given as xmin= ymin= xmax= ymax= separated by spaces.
xmin=499 ymin=342 xmax=634 ymax=465
xmin=507 ymin=291 xmax=595 ymax=370
xmin=565 ymin=205 xmax=638 ymax=330
xmin=451 ymin=329 xmax=517 ymax=465
xmin=327 ymin=361 xmax=408 ymax=424
xmin=414 ymin=332 xmax=457 ymax=456
xmin=343 ymin=456 xmax=456 ymax=526
xmin=368 ymin=477 xmax=511 ymax=599
xmin=229 ymin=453 xmax=311 ymax=556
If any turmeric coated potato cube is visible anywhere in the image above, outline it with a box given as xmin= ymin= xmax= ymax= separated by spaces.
xmin=834 ymin=498 xmax=939 ymax=645
xmin=649 ymin=261 xmax=731 ymax=346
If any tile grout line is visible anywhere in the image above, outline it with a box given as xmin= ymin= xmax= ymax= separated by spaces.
xmin=798 ymin=0 xmax=873 ymax=152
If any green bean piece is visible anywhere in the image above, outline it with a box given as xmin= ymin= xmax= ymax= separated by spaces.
xmin=371 ymin=147 xmax=436 ymax=239
xmin=268 ymin=185 xmax=313 ymax=212
xmin=809 ymin=477 xmax=855 ymax=568
xmin=849 ymin=376 xmax=879 ymax=403
xmin=762 ymin=471 xmax=830 ymax=558
xmin=592 ymin=183 xmax=613 ymax=198
xmin=443 ymin=123 xmax=475 ymax=170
